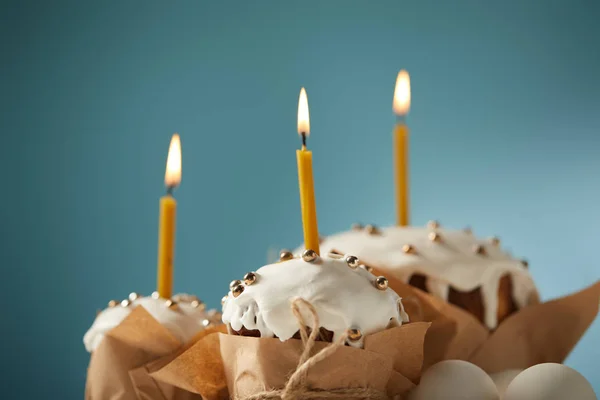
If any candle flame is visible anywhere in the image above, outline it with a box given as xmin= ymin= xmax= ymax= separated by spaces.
xmin=297 ymin=87 xmax=310 ymax=137
xmin=393 ymin=70 xmax=411 ymax=116
xmin=164 ymin=133 xmax=182 ymax=188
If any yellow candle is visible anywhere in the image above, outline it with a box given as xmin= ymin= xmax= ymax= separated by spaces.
xmin=392 ymin=70 xmax=411 ymax=226
xmin=296 ymin=88 xmax=320 ymax=255
xmin=157 ymin=133 xmax=181 ymax=298
xmin=394 ymin=123 xmax=409 ymax=226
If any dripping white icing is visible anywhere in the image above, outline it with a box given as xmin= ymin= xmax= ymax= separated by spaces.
xmin=426 ymin=279 xmax=450 ymax=301
xmin=221 ymin=255 xmax=408 ymax=348
xmin=83 ymin=294 xmax=219 ymax=352
xmin=306 ymin=225 xmax=538 ymax=330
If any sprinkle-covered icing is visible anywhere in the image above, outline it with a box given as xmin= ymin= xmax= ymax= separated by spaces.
xmin=83 ymin=294 xmax=219 ymax=352
xmin=303 ymin=225 xmax=538 ymax=330
xmin=221 ymin=255 xmax=409 ymax=348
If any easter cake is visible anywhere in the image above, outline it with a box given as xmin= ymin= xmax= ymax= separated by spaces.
xmin=84 ymin=292 xmax=220 ymax=352
xmin=222 ymin=249 xmax=409 ymax=348
xmin=312 ymin=221 xmax=539 ymax=330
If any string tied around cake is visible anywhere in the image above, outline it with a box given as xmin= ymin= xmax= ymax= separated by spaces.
xmin=238 ymin=297 xmax=390 ymax=400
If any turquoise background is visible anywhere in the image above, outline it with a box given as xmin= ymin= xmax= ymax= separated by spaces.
xmin=2 ymin=0 xmax=599 ymax=397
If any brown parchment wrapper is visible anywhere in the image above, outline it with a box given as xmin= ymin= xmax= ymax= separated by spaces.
xmin=154 ymin=322 xmax=432 ymax=400
xmin=373 ymin=270 xmax=467 ymax=368
xmin=152 ymin=331 xmax=229 ymax=400
xmin=378 ymin=267 xmax=600 ymax=374
xmin=86 ymin=306 xmax=218 ymax=400
xmin=408 ymin=285 xmax=489 ymax=361
xmin=469 ymin=280 xmax=600 ymax=373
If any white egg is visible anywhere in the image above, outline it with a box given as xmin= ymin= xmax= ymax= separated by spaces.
xmin=489 ymin=369 xmax=523 ymax=398
xmin=409 ymin=360 xmax=500 ymax=400
xmin=504 ymin=363 xmax=597 ymax=400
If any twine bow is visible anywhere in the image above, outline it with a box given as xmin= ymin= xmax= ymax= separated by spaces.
xmin=238 ymin=298 xmax=390 ymax=400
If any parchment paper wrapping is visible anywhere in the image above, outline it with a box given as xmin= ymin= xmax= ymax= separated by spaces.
xmin=154 ymin=321 xmax=433 ymax=400
xmin=152 ymin=331 xmax=229 ymax=400
xmin=85 ymin=306 xmax=224 ymax=400
xmin=376 ymin=266 xmax=600 ymax=374
xmin=381 ymin=273 xmax=464 ymax=368
xmin=469 ymin=280 xmax=600 ymax=373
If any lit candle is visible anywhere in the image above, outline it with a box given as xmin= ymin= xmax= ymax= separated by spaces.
xmin=157 ymin=133 xmax=181 ymax=299
xmin=296 ymin=88 xmax=320 ymax=255
xmin=393 ymin=70 xmax=411 ymax=226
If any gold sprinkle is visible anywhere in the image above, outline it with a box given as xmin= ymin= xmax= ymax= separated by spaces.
xmin=120 ymin=299 xmax=131 ymax=307
xmin=202 ymin=319 xmax=211 ymax=327
xmin=402 ymin=244 xmax=417 ymax=254
xmin=151 ymin=291 xmax=160 ymax=299
xmin=365 ymin=224 xmax=380 ymax=235
xmin=229 ymin=280 xmax=242 ymax=290
xmin=473 ymin=244 xmax=487 ymax=256
xmin=243 ymin=272 xmax=257 ymax=286
xmin=345 ymin=255 xmax=360 ymax=268
xmin=428 ymin=232 xmax=442 ymax=243
xmin=165 ymin=299 xmax=178 ymax=309
xmin=347 ymin=328 xmax=363 ymax=341
xmin=302 ymin=249 xmax=318 ymax=263
xmin=191 ymin=300 xmax=205 ymax=310
xmin=374 ymin=276 xmax=389 ymax=290
xmin=232 ymin=284 xmax=244 ymax=298
xmin=108 ymin=300 xmax=118 ymax=308
xmin=279 ymin=250 xmax=294 ymax=262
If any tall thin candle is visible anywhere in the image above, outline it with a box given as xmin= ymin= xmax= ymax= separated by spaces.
xmin=296 ymin=88 xmax=320 ymax=254
xmin=157 ymin=133 xmax=181 ymax=298
xmin=393 ymin=70 xmax=411 ymax=226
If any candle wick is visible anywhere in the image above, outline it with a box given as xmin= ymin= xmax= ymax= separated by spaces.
xmin=301 ymin=132 xmax=307 ymax=148
xmin=166 ymin=185 xmax=175 ymax=196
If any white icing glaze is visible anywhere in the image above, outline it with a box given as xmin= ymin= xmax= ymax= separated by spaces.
xmin=302 ymin=225 xmax=538 ymax=330
xmin=83 ymin=294 xmax=219 ymax=352
xmin=221 ymin=255 xmax=408 ymax=348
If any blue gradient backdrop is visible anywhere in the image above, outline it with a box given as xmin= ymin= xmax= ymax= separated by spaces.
xmin=2 ymin=0 xmax=599 ymax=398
